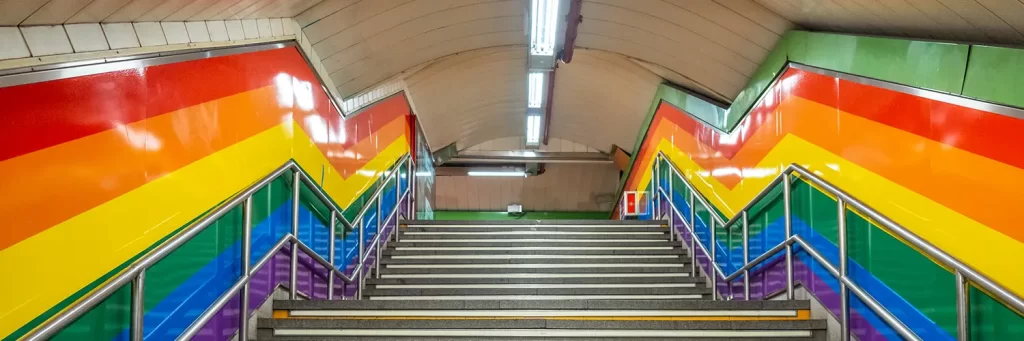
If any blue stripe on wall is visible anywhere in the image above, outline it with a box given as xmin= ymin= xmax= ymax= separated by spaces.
xmin=663 ymin=189 xmax=952 ymax=340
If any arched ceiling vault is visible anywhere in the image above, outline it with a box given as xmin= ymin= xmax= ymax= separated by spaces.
xmin=5 ymin=1 xmax=1018 ymax=155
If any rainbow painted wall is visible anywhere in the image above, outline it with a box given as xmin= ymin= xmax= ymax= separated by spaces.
xmin=0 ymin=46 xmax=415 ymax=340
xmin=620 ymin=63 xmax=1024 ymax=339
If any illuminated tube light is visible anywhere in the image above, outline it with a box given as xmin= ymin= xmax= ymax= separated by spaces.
xmin=468 ymin=171 xmax=527 ymax=177
xmin=526 ymin=114 xmax=541 ymax=144
xmin=528 ymin=72 xmax=544 ymax=108
xmin=530 ymin=0 xmax=559 ymax=56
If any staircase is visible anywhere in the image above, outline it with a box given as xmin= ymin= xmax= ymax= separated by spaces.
xmin=257 ymin=220 xmax=826 ymax=340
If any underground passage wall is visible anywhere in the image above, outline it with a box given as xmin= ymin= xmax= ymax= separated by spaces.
xmin=0 ymin=45 xmax=422 ymax=340
xmin=618 ymin=31 xmax=1024 ymax=340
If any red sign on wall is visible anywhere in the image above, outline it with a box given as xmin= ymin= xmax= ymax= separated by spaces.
xmin=624 ymin=191 xmax=638 ymax=216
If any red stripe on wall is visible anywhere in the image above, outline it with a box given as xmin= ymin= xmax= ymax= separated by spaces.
xmin=664 ymin=68 xmax=1024 ymax=170
xmin=0 ymin=48 xmax=317 ymax=162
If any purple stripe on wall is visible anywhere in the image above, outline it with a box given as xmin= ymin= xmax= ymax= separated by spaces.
xmin=669 ymin=206 xmax=886 ymax=341
xmin=193 ymin=193 xmax=410 ymax=340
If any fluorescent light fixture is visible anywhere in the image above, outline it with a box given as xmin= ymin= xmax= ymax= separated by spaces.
xmin=526 ymin=114 xmax=542 ymax=144
xmin=468 ymin=170 xmax=527 ymax=177
xmin=530 ymin=0 xmax=559 ymax=56
xmin=528 ymin=72 xmax=544 ymax=108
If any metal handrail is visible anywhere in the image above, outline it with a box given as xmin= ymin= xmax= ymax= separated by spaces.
xmin=25 ymin=154 xmax=415 ymax=341
xmin=652 ymin=151 xmax=1024 ymax=341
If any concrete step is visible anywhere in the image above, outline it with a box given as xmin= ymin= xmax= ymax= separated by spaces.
xmin=363 ymin=287 xmax=712 ymax=298
xmin=390 ymin=241 xmax=679 ymax=248
xmin=273 ymin=299 xmax=811 ymax=311
xmin=379 ymin=272 xmax=694 ymax=279
xmin=402 ymin=220 xmax=666 ymax=227
xmin=385 ymin=246 xmax=686 ymax=256
xmin=379 ymin=265 xmax=693 ymax=274
xmin=379 ymin=255 xmax=688 ymax=265
xmin=257 ymin=318 xmax=826 ymax=340
xmin=403 ymin=226 xmax=669 ymax=233
xmin=366 ymin=276 xmax=703 ymax=285
xmin=397 ymin=231 xmax=669 ymax=240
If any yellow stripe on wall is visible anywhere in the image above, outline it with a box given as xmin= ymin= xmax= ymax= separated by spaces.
xmin=643 ymin=135 xmax=1024 ymax=296
xmin=291 ymin=118 xmax=410 ymax=209
xmin=0 ymin=121 xmax=410 ymax=338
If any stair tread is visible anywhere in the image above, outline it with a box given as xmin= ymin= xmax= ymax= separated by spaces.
xmin=257 ymin=318 xmax=827 ymax=330
xmin=391 ymin=242 xmax=680 ymax=247
xmin=364 ymin=287 xmax=711 ymax=297
xmin=366 ymin=277 xmax=703 ymax=285
xmin=380 ymin=257 xmax=687 ymax=265
xmin=273 ymin=299 xmax=811 ymax=311
xmin=379 ymin=267 xmax=693 ymax=274
xmin=402 ymin=220 xmax=666 ymax=226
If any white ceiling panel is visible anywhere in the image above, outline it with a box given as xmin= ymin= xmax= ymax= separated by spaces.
xmin=406 ymin=46 xmax=527 ymax=151
xmin=548 ymin=49 xmax=661 ymax=153
xmin=757 ymin=0 xmax=1024 ymax=45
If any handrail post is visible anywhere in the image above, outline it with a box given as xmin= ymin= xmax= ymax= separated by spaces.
xmin=838 ymin=198 xmax=849 ymax=341
xmin=403 ymin=156 xmax=411 ymax=220
xmin=239 ymin=196 xmax=252 ymax=340
xmin=654 ymin=155 xmax=661 ymax=222
xmin=709 ymin=217 xmax=717 ymax=300
xmin=327 ymin=212 xmax=336 ymax=300
xmin=689 ymin=192 xmax=697 ymax=278
xmin=957 ymin=271 xmax=969 ymax=340
xmin=742 ymin=210 xmax=750 ymax=300
xmin=130 ymin=271 xmax=145 ymax=341
xmin=397 ymin=160 xmax=404 ymax=220
xmin=357 ymin=216 xmax=365 ymax=300
xmin=289 ymin=171 xmax=300 ymax=300
xmin=375 ymin=196 xmax=383 ymax=279
xmin=667 ymin=158 xmax=675 ymax=242
xmin=784 ymin=173 xmax=794 ymax=300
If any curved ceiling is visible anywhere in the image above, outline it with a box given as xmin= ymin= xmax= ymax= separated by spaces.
xmin=6 ymin=0 xmax=1024 ymax=156
xmin=296 ymin=0 xmax=528 ymax=99
xmin=574 ymin=0 xmax=791 ymax=103
xmin=548 ymin=48 xmax=661 ymax=152
xmin=0 ymin=0 xmax=323 ymax=25
xmin=756 ymin=0 xmax=1024 ymax=45
xmin=404 ymin=46 xmax=527 ymax=151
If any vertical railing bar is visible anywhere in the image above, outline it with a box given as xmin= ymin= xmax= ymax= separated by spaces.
xmin=838 ymin=197 xmax=849 ymax=341
xmin=239 ymin=196 xmax=252 ymax=341
xmin=408 ymin=157 xmax=415 ymax=222
xmin=357 ymin=216 xmax=365 ymax=299
xmin=957 ymin=271 xmax=969 ymax=340
xmin=709 ymin=216 xmax=718 ymax=301
xmin=667 ymin=157 xmax=675 ymax=242
xmin=327 ymin=212 xmax=336 ymax=300
xmin=784 ymin=173 xmax=794 ymax=300
xmin=130 ymin=271 xmax=145 ymax=341
xmin=289 ymin=171 xmax=300 ymax=299
xmin=375 ymin=194 xmax=383 ymax=279
xmin=655 ymin=156 xmax=662 ymax=224
xmin=742 ymin=210 xmax=750 ymax=300
xmin=689 ymin=192 xmax=697 ymax=278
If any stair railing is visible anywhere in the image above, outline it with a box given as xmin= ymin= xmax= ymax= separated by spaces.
xmin=25 ymin=154 xmax=415 ymax=341
xmin=651 ymin=151 xmax=1024 ymax=341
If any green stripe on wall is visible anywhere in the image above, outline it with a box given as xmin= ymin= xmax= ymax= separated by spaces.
xmin=962 ymin=45 xmax=1024 ymax=109
xmin=790 ymin=179 xmax=957 ymax=336
xmin=13 ymin=158 xmax=407 ymax=340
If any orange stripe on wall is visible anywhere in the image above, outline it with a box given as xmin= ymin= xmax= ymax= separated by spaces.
xmin=0 ymin=85 xmax=408 ymax=251
xmin=637 ymin=95 xmax=1024 ymax=244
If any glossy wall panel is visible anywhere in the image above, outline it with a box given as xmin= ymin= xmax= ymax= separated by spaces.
xmin=624 ymin=66 xmax=1024 ymax=339
xmin=0 ymin=46 xmax=416 ymax=340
